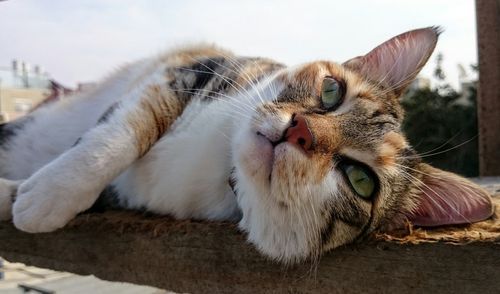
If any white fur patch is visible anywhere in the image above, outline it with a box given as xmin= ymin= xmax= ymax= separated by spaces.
xmin=10 ymin=58 xmax=170 ymax=232
xmin=13 ymin=117 xmax=140 ymax=232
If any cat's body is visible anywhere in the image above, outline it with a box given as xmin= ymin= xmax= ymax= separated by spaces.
xmin=0 ymin=28 xmax=493 ymax=262
xmin=0 ymin=48 xmax=282 ymax=221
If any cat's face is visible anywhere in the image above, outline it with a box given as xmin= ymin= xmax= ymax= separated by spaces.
xmin=232 ymin=27 xmax=493 ymax=262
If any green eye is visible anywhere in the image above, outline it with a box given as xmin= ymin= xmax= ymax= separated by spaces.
xmin=343 ymin=164 xmax=375 ymax=198
xmin=321 ymin=77 xmax=344 ymax=109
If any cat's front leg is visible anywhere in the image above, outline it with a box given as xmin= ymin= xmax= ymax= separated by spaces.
xmin=13 ymin=85 xmax=189 ymax=233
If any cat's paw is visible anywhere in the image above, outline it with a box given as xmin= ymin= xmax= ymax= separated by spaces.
xmin=13 ymin=169 xmax=98 ymax=233
xmin=0 ymin=178 xmax=21 ymax=221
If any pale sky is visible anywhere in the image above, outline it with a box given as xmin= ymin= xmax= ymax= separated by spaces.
xmin=0 ymin=0 xmax=477 ymax=89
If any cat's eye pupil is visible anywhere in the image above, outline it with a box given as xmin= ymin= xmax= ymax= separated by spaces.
xmin=321 ymin=77 xmax=344 ymax=110
xmin=343 ymin=164 xmax=375 ymax=199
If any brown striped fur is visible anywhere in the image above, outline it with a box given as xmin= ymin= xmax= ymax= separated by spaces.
xmin=128 ymin=84 xmax=189 ymax=157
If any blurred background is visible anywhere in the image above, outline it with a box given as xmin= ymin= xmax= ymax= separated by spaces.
xmin=0 ymin=0 xmax=481 ymax=173
xmin=0 ymin=0 xmax=478 ymax=87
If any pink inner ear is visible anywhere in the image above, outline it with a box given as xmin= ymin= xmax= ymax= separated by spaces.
xmin=409 ymin=170 xmax=494 ymax=227
xmin=343 ymin=27 xmax=440 ymax=95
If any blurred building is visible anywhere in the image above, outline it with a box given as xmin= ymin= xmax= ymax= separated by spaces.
xmin=407 ymin=76 xmax=431 ymax=93
xmin=77 ymin=82 xmax=98 ymax=92
xmin=456 ymin=64 xmax=477 ymax=105
xmin=402 ymin=76 xmax=432 ymax=101
xmin=0 ymin=60 xmax=72 ymax=123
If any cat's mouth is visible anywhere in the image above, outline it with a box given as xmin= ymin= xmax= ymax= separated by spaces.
xmin=256 ymin=131 xmax=286 ymax=148
xmin=255 ymin=131 xmax=287 ymax=182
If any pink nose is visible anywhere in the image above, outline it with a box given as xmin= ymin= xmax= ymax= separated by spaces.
xmin=285 ymin=114 xmax=313 ymax=153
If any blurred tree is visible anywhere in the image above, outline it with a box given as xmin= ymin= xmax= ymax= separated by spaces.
xmin=401 ymin=54 xmax=478 ymax=177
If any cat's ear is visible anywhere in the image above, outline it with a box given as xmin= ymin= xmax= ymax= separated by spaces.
xmin=406 ymin=163 xmax=494 ymax=227
xmin=343 ymin=27 xmax=441 ymax=96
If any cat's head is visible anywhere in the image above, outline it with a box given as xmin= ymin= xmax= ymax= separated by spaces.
xmin=232 ymin=27 xmax=494 ymax=263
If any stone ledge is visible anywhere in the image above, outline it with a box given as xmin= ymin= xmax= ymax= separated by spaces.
xmin=0 ymin=179 xmax=498 ymax=294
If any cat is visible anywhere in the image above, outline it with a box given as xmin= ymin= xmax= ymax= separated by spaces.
xmin=0 ymin=27 xmax=493 ymax=263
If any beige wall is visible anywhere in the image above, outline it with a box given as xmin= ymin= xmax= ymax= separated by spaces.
xmin=0 ymin=87 xmax=50 ymax=122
